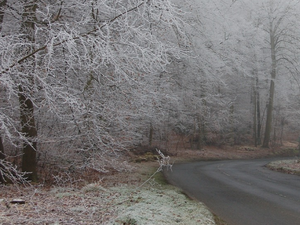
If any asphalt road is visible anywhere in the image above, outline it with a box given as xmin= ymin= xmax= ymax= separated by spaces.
xmin=164 ymin=158 xmax=300 ymax=225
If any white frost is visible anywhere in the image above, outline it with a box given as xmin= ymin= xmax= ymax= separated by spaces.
xmin=107 ymin=186 xmax=216 ymax=225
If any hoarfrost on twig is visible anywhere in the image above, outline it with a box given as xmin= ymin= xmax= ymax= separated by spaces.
xmin=156 ymin=148 xmax=172 ymax=172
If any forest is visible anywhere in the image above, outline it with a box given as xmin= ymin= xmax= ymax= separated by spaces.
xmin=1 ymin=0 xmax=300 ymax=183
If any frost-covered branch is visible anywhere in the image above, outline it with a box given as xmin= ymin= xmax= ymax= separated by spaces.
xmin=0 ymin=0 xmax=182 ymax=74
xmin=0 ymin=159 xmax=30 ymax=185
xmin=156 ymin=149 xmax=172 ymax=171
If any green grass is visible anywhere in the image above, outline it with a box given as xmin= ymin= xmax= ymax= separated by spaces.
xmin=213 ymin=213 xmax=230 ymax=225
xmin=152 ymin=170 xmax=169 ymax=185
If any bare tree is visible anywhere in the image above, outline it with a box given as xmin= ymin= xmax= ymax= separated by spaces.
xmin=260 ymin=0 xmax=300 ymax=147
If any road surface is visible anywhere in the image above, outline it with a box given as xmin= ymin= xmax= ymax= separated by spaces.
xmin=164 ymin=158 xmax=300 ymax=225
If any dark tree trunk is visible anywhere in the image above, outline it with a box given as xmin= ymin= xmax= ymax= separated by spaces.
xmin=0 ymin=135 xmax=6 ymax=183
xmin=196 ymin=116 xmax=202 ymax=150
xmin=263 ymin=20 xmax=277 ymax=148
xmin=0 ymin=136 xmax=4 ymax=160
xmin=279 ymin=117 xmax=285 ymax=146
xmin=0 ymin=0 xmax=7 ymax=160
xmin=253 ymin=76 xmax=258 ymax=147
xmin=0 ymin=0 xmax=7 ymax=26
xmin=253 ymin=76 xmax=262 ymax=147
xmin=256 ymin=90 xmax=261 ymax=145
xmin=148 ymin=122 xmax=153 ymax=147
xmin=196 ymin=114 xmax=206 ymax=150
xmin=0 ymin=0 xmax=7 ymax=183
xmin=19 ymin=86 xmax=37 ymax=181
xmin=262 ymin=80 xmax=275 ymax=148
xmin=229 ymin=104 xmax=235 ymax=145
xmin=19 ymin=0 xmax=38 ymax=181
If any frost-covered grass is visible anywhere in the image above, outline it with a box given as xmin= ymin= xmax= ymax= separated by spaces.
xmin=107 ymin=185 xmax=215 ymax=225
xmin=0 ymin=148 xmax=216 ymax=225
xmin=0 ymin=179 xmax=216 ymax=225
xmin=267 ymin=159 xmax=300 ymax=175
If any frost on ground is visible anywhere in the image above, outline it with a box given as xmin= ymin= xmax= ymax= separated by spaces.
xmin=108 ymin=185 xmax=215 ymax=225
xmin=267 ymin=159 xmax=300 ymax=175
xmin=0 ymin=181 xmax=215 ymax=225
xmin=0 ymin=149 xmax=215 ymax=225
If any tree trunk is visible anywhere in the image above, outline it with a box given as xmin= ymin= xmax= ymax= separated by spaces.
xmin=253 ymin=76 xmax=257 ymax=147
xmin=229 ymin=104 xmax=235 ymax=145
xmin=0 ymin=136 xmax=6 ymax=183
xmin=262 ymin=79 xmax=275 ymax=148
xmin=0 ymin=0 xmax=6 ymax=30
xmin=0 ymin=136 xmax=4 ymax=160
xmin=196 ymin=115 xmax=203 ymax=150
xmin=262 ymin=21 xmax=277 ymax=148
xmin=19 ymin=0 xmax=38 ymax=181
xmin=253 ymin=76 xmax=261 ymax=147
xmin=0 ymin=0 xmax=7 ymax=183
xmin=256 ymin=90 xmax=261 ymax=145
xmin=18 ymin=95 xmax=37 ymax=182
xmin=19 ymin=86 xmax=37 ymax=181
xmin=148 ymin=122 xmax=153 ymax=147
xmin=0 ymin=0 xmax=7 ymax=160
xmin=197 ymin=109 xmax=207 ymax=150
xmin=279 ymin=117 xmax=284 ymax=146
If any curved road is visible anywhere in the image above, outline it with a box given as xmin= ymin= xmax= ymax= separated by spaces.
xmin=164 ymin=158 xmax=300 ymax=225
